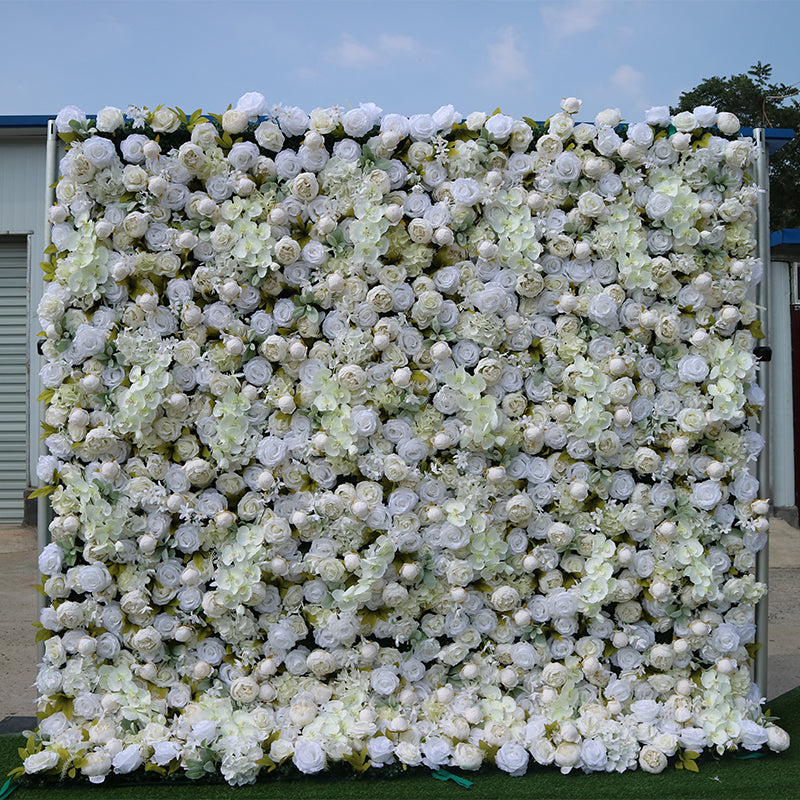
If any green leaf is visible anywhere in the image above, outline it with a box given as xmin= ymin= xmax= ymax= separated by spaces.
xmin=28 ymin=485 xmax=55 ymax=499
xmin=343 ymin=748 xmax=370 ymax=774
xmin=255 ymin=754 xmax=277 ymax=772
xmin=2 ymin=772 xmax=23 ymax=791
xmin=677 ymin=750 xmax=701 ymax=772
xmin=37 ymin=388 xmax=55 ymax=403
xmin=749 ymin=320 xmax=766 ymax=339
xmin=0 ymin=775 xmax=20 ymax=799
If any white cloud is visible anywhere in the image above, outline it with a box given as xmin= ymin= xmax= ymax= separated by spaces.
xmin=326 ymin=33 xmax=422 ymax=68
xmin=379 ymin=35 xmax=420 ymax=56
xmin=486 ymin=27 xmax=530 ymax=85
xmin=327 ymin=34 xmax=378 ymax=68
xmin=611 ymin=64 xmax=648 ymax=109
xmin=541 ymin=0 xmax=608 ymax=40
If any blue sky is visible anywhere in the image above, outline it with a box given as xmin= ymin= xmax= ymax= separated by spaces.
xmin=2 ymin=0 xmax=798 ymax=123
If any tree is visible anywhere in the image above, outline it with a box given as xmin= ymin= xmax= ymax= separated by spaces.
xmin=673 ymin=62 xmax=800 ymax=231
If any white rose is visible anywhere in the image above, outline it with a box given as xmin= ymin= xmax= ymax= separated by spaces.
xmin=255 ymin=121 xmax=285 ymax=151
xmin=274 ymin=236 xmax=301 ymax=264
xmin=506 ymin=493 xmax=534 ymax=524
xmin=279 ymin=105 xmax=310 ymax=136
xmin=408 ymin=113 xmax=437 ymax=141
xmin=553 ymin=151 xmax=582 ymax=182
xmin=150 ymin=107 xmax=180 ymax=133
xmin=112 ymin=744 xmax=143 ymax=774
xmin=55 ymin=600 xmax=85 ymax=628
xmin=371 ymin=667 xmax=400 ymax=695
xmin=549 ymin=112 xmax=575 ymax=140
xmin=453 ymin=742 xmax=483 ymax=770
xmin=184 ymin=458 xmax=215 ymax=487
xmin=490 ymin=585 xmax=520 ymax=612
xmin=638 ymin=745 xmax=667 ymax=773
xmin=24 ymin=749 xmax=60 ymax=774
xmin=726 ymin=139 xmax=755 ymax=168
xmin=577 ymin=191 xmax=605 ymax=217
xmin=530 ymin=737 xmax=556 ymax=765
xmin=693 ymin=105 xmax=718 ymax=127
xmin=39 ymin=542 xmax=64 ymax=575
xmin=677 ymin=354 xmax=709 ymax=383
xmin=152 ymin=740 xmax=181 ymax=765
xmin=691 ymin=479 xmax=722 ymax=510
xmin=292 ymin=740 xmax=325 ymax=774
xmin=227 ymin=141 xmax=260 ymax=172
xmin=717 ymin=112 xmax=740 ymax=135
xmin=395 ymin=741 xmax=422 ymax=766
xmin=367 ymin=736 xmax=396 ymax=765
xmin=541 ymin=662 xmax=568 ymax=687
xmin=633 ymin=447 xmax=661 ymax=475
xmin=645 ymin=106 xmax=671 ymax=126
xmin=580 ymin=738 xmax=608 ymax=771
xmin=595 ymin=108 xmax=621 ymax=127
xmin=671 ymin=111 xmax=698 ymax=132
xmin=554 ymin=741 xmax=581 ymax=771
xmin=96 ymin=106 xmax=124 ymax=132
xmin=766 ymin=725 xmax=790 ymax=752
xmin=236 ymin=91 xmax=268 ymax=120
xmin=627 ymin=121 xmax=654 ymax=147
xmin=222 ymin=109 xmax=248 ymax=134
xmin=496 ymin=742 xmax=529 ymax=776
xmin=230 ymin=676 xmax=260 ymax=703
xmin=485 ymin=113 xmax=514 ymax=141
xmin=342 ymin=107 xmax=377 ymax=137
xmin=408 ymin=217 xmax=433 ymax=244
xmin=83 ymin=137 xmax=117 ymax=168
xmin=79 ymin=564 xmax=112 ymax=593
xmin=55 ymin=105 xmax=86 ymax=133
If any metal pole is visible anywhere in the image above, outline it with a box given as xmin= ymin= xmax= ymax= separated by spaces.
xmin=36 ymin=119 xmax=57 ymax=661
xmin=754 ymin=127 xmax=770 ymax=697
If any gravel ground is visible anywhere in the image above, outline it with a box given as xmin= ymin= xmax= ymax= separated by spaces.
xmin=0 ymin=519 xmax=797 ymax=722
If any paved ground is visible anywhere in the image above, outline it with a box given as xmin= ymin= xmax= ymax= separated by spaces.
xmin=0 ymin=519 xmax=797 ymax=723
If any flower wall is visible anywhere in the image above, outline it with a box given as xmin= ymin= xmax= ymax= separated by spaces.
xmin=30 ymin=94 xmax=789 ymax=784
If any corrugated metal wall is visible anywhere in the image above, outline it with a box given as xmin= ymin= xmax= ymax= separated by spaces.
xmin=0 ymin=129 xmax=48 ymax=523
xmin=0 ymin=237 xmax=29 ymax=520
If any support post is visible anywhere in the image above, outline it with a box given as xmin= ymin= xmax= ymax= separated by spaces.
xmin=754 ymin=127 xmax=770 ymax=697
xmin=37 ymin=119 xmax=57 ymax=662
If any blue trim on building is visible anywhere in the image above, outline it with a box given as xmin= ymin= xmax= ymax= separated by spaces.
xmin=741 ymin=127 xmax=794 ymax=154
xmin=0 ymin=115 xmax=52 ymax=128
xmin=771 ymin=229 xmax=800 ymax=248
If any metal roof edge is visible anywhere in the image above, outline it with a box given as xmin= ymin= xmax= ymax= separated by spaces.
xmin=771 ymin=229 xmax=800 ymax=247
xmin=743 ymin=127 xmax=795 ymax=154
xmin=770 ymin=229 xmax=800 ymax=260
xmin=0 ymin=116 xmax=52 ymax=128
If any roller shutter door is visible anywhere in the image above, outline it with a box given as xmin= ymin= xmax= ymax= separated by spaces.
xmin=0 ymin=236 xmax=28 ymax=522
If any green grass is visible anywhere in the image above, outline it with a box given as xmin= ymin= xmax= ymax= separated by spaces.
xmin=3 ymin=686 xmax=797 ymax=800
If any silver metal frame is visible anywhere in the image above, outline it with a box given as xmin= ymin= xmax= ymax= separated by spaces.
xmin=36 ymin=119 xmax=57 ymax=661
xmin=754 ymin=127 xmax=770 ymax=696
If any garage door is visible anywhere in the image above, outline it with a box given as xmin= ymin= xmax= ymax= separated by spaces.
xmin=0 ymin=235 xmax=29 ymax=522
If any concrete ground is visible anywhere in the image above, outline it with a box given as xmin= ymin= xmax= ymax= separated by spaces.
xmin=0 ymin=520 xmax=797 ymax=724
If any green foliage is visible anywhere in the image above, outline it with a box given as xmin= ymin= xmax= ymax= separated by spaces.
xmin=675 ymin=749 xmax=700 ymax=772
xmin=673 ymin=62 xmax=800 ymax=230
xmin=27 ymin=485 xmax=54 ymax=499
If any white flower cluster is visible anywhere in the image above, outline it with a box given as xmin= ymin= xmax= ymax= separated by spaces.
xmin=31 ymin=94 xmax=788 ymax=785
